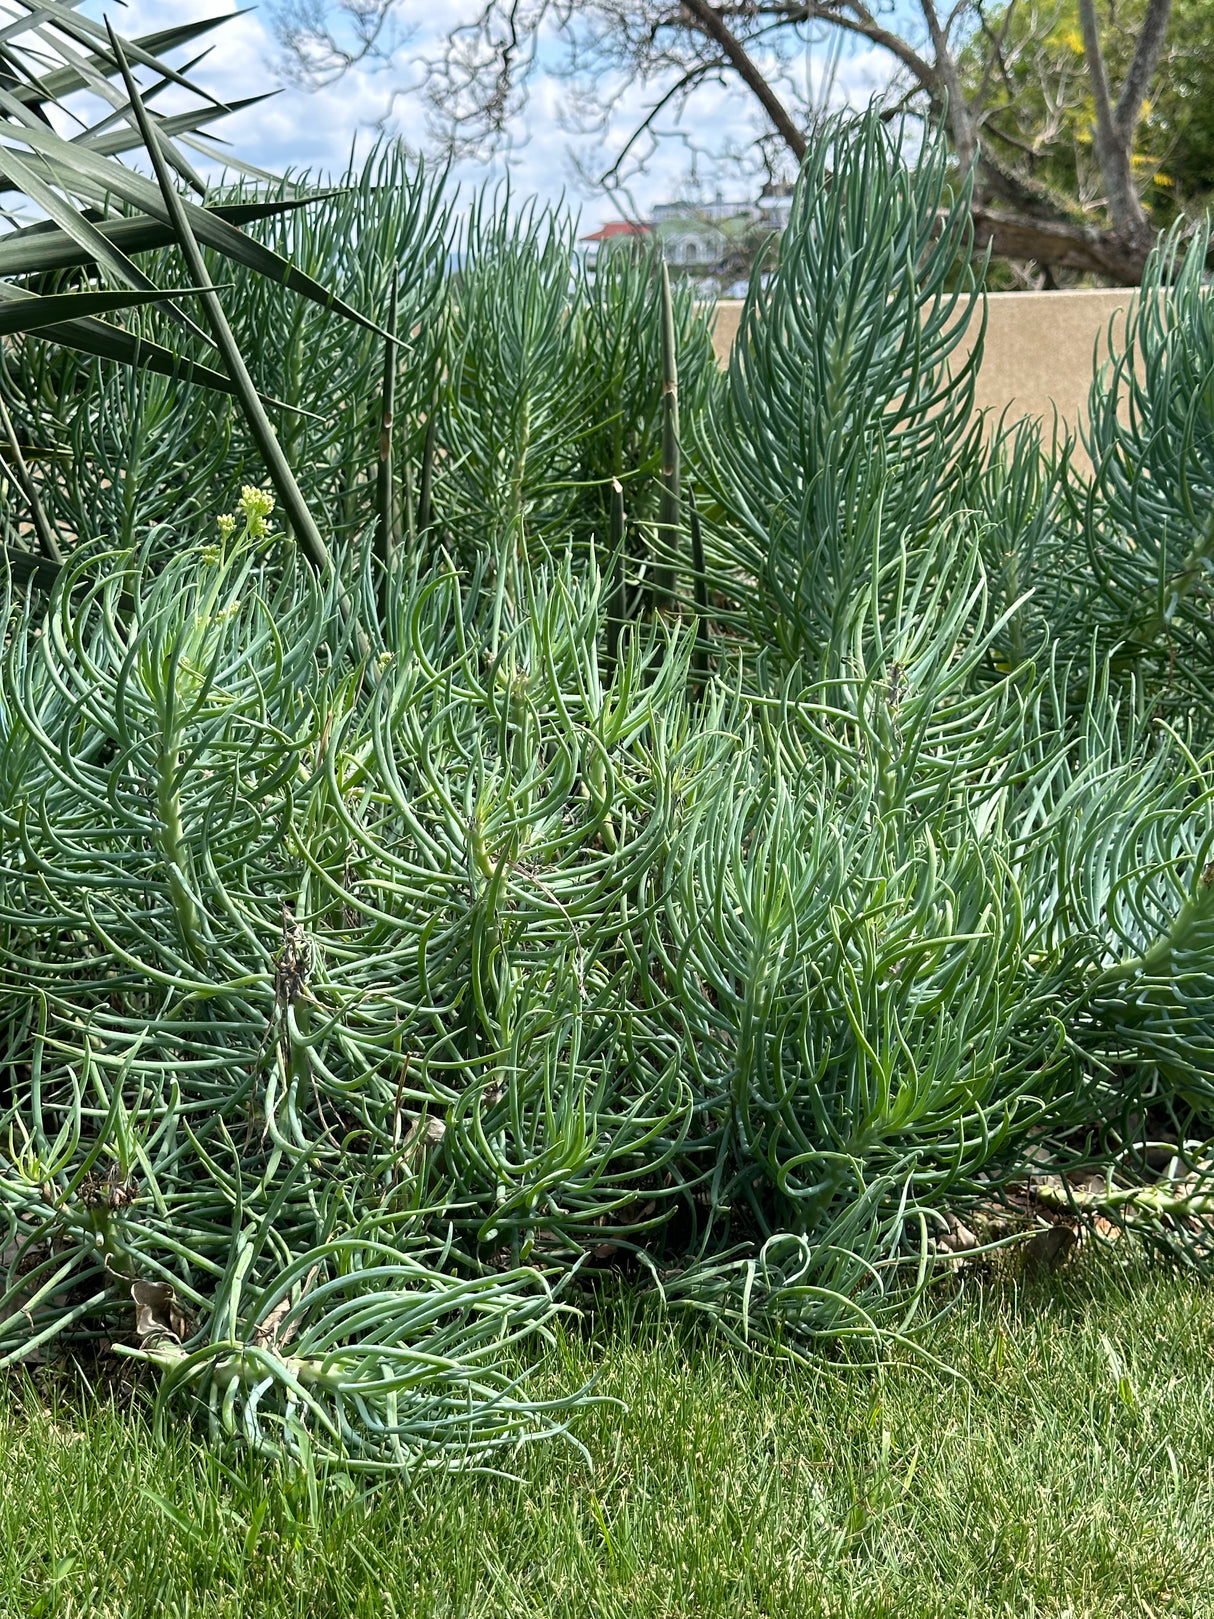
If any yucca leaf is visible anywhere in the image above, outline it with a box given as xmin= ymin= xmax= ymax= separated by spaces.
xmin=83 ymin=95 xmax=274 ymax=163
xmin=0 ymin=193 xmax=336 ymax=278
xmin=0 ymin=281 xmax=207 ymax=337
xmin=0 ymin=280 xmax=235 ymax=392
xmin=0 ymin=387 xmax=59 ymax=559
xmin=1 ymin=121 xmax=397 ymax=341
xmin=0 ymin=141 xmax=212 ymax=344
xmin=13 ymin=20 xmax=209 ymax=196
xmin=0 ymin=544 xmax=59 ymax=589
xmin=104 ymin=22 xmax=330 ymax=574
xmin=172 ymin=133 xmax=307 ymax=189
xmin=6 ymin=0 xmax=229 ymax=112
xmin=0 ymin=13 xmax=234 ymax=112
xmin=0 ymin=442 xmax=65 ymax=462
xmin=0 ymin=281 xmax=319 ymax=412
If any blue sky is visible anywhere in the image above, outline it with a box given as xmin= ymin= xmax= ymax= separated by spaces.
xmin=102 ymin=1 xmax=898 ymax=228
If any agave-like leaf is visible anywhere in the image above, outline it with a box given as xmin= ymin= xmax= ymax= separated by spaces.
xmin=0 ymin=281 xmax=205 ymax=337
xmin=2 ymin=15 xmax=233 ymax=110
xmin=0 ymin=9 xmax=364 ymax=430
xmin=83 ymin=94 xmax=274 ymax=162
xmin=7 ymin=0 xmax=229 ymax=111
xmin=0 ymin=193 xmax=337 ymax=278
xmin=0 ymin=385 xmax=60 ymax=560
xmin=0 ymin=279 xmax=234 ymax=391
xmin=0 ymin=140 xmax=211 ymax=344
xmin=0 ymin=547 xmax=59 ymax=590
xmin=105 ymin=23 xmax=330 ymax=574
xmin=1 ymin=122 xmax=397 ymax=339
xmin=12 ymin=18 xmax=209 ymax=196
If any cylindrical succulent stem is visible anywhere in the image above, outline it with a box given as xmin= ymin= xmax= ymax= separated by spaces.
xmin=0 ymin=391 xmax=61 ymax=563
xmin=418 ymin=413 xmax=436 ymax=538
xmin=653 ymin=259 xmax=680 ymax=606
xmin=154 ymin=745 xmax=204 ymax=962
xmin=605 ymin=476 xmax=626 ymax=675
xmin=375 ymin=280 xmax=400 ymax=623
xmin=689 ymin=486 xmax=708 ymax=686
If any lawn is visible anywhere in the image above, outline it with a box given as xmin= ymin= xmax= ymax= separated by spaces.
xmin=4 ymin=1254 xmax=1212 ymax=1619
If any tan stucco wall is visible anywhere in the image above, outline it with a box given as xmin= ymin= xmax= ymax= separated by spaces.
xmin=710 ymin=288 xmax=1135 ymax=438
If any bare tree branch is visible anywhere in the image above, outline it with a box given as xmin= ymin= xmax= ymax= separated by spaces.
xmin=1077 ymin=0 xmax=1117 ymax=162
xmin=918 ymin=0 xmax=977 ymax=172
xmin=678 ymin=0 xmax=806 ymax=161
xmin=972 ymin=0 xmax=1018 ymax=119
xmin=970 ymin=204 xmax=1152 ymax=280
xmin=271 ymin=0 xmax=1182 ymax=283
xmin=598 ymin=58 xmax=725 ymax=183
xmin=781 ymin=3 xmax=940 ymax=99
xmin=273 ymin=0 xmax=402 ymax=87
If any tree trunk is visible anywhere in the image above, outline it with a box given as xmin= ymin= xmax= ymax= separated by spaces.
xmin=968 ymin=208 xmax=1153 ymax=282
xmin=1077 ymin=0 xmax=1152 ymax=250
xmin=919 ymin=1 xmax=978 ymax=181
xmin=681 ymin=0 xmax=1174 ymax=285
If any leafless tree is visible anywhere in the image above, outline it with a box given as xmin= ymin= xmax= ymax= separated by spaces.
xmin=271 ymin=0 xmax=1176 ymax=282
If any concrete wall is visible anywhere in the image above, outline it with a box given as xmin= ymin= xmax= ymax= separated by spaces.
xmin=710 ymin=288 xmax=1136 ymax=439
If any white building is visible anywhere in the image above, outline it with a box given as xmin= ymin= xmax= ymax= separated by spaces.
xmin=580 ymin=185 xmax=794 ymax=291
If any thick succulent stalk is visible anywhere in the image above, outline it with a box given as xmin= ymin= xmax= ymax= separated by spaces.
xmin=417 ymin=413 xmax=436 ymax=538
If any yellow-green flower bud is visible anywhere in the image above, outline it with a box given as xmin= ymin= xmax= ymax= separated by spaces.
xmin=238 ymin=486 xmax=275 ymax=538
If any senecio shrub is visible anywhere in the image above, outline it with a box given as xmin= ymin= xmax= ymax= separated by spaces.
xmin=1 ymin=112 xmax=1212 ymax=1473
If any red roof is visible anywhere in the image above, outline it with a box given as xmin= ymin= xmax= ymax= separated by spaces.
xmin=580 ymin=220 xmax=652 ymax=243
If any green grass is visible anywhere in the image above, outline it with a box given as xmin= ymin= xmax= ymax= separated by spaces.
xmin=3 ymin=1257 xmax=1213 ymax=1619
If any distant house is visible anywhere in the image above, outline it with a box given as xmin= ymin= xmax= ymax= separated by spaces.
xmin=580 ymin=185 xmax=794 ymax=294
xmin=579 ymin=220 xmax=654 ymax=263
